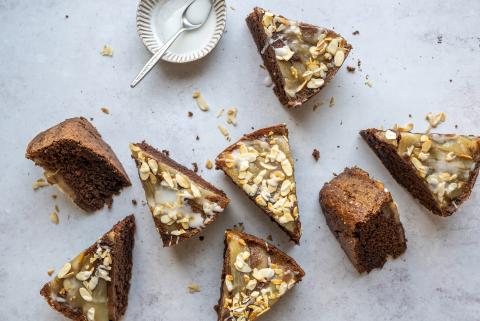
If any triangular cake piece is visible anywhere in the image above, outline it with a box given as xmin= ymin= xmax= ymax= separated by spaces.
xmin=26 ymin=117 xmax=131 ymax=212
xmin=360 ymin=128 xmax=480 ymax=216
xmin=216 ymin=124 xmax=302 ymax=243
xmin=215 ymin=230 xmax=305 ymax=321
xmin=246 ymin=7 xmax=352 ymax=108
xmin=130 ymin=142 xmax=229 ymax=247
xmin=40 ymin=215 xmax=135 ymax=321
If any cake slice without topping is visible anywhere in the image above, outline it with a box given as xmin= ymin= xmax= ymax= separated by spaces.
xmin=246 ymin=7 xmax=352 ymax=108
xmin=40 ymin=215 xmax=135 ymax=321
xmin=130 ymin=142 xmax=229 ymax=247
xmin=215 ymin=230 xmax=305 ymax=321
xmin=320 ymin=167 xmax=407 ymax=273
xmin=215 ymin=124 xmax=302 ymax=243
xmin=26 ymin=117 xmax=131 ymax=212
xmin=360 ymin=128 xmax=480 ymax=216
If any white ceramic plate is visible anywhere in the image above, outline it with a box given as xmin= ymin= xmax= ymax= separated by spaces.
xmin=136 ymin=0 xmax=227 ymax=63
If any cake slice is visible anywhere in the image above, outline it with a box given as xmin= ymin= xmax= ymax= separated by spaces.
xmin=246 ymin=7 xmax=352 ymax=108
xmin=320 ymin=167 xmax=407 ymax=273
xmin=215 ymin=124 xmax=302 ymax=243
xmin=360 ymin=128 xmax=480 ymax=216
xmin=40 ymin=215 xmax=135 ymax=321
xmin=130 ymin=142 xmax=229 ymax=247
xmin=215 ymin=230 xmax=305 ymax=321
xmin=26 ymin=117 xmax=131 ymax=212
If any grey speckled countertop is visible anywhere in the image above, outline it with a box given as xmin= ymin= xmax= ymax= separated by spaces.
xmin=1 ymin=0 xmax=480 ymax=320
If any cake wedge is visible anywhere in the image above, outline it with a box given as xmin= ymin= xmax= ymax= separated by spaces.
xmin=360 ymin=128 xmax=480 ymax=216
xmin=246 ymin=7 xmax=352 ymax=108
xmin=26 ymin=117 xmax=131 ymax=212
xmin=130 ymin=142 xmax=229 ymax=247
xmin=320 ymin=167 xmax=407 ymax=273
xmin=215 ymin=230 xmax=305 ymax=321
xmin=40 ymin=215 xmax=135 ymax=321
xmin=215 ymin=124 xmax=301 ymax=243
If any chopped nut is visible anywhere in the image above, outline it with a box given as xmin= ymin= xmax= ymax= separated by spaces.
xmin=226 ymin=108 xmax=237 ymax=126
xmin=79 ymin=287 xmax=93 ymax=302
xmin=365 ymin=79 xmax=373 ymax=87
xmin=87 ymin=307 xmax=95 ymax=321
xmin=218 ymin=125 xmax=230 ymax=140
xmin=385 ymin=130 xmax=397 ymax=140
xmin=100 ymin=107 xmax=110 ymax=114
xmin=100 ymin=45 xmax=113 ymax=57
xmin=32 ymin=178 xmax=49 ymax=190
xmin=346 ymin=66 xmax=356 ymax=72
xmin=187 ymin=283 xmax=201 ymax=293
xmin=393 ymin=123 xmax=414 ymax=132
xmin=425 ymin=112 xmax=446 ymax=129
xmin=205 ymin=159 xmax=213 ymax=169
xmin=47 ymin=269 xmax=55 ymax=276
xmin=193 ymin=91 xmax=209 ymax=111
xmin=50 ymin=212 xmax=59 ymax=225
xmin=57 ymin=263 xmax=72 ymax=279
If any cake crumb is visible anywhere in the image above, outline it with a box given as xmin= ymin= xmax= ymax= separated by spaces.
xmin=346 ymin=66 xmax=356 ymax=73
xmin=199 ymin=236 xmax=205 ymax=241
xmin=216 ymin=108 xmax=225 ymax=118
xmin=425 ymin=112 xmax=446 ymax=130
xmin=55 ymin=205 xmax=60 ymax=212
xmin=52 ymin=194 xmax=58 ymax=199
xmin=192 ymin=162 xmax=198 ymax=173
xmin=101 ymin=107 xmax=110 ymax=114
xmin=193 ymin=90 xmax=209 ymax=111
xmin=259 ymin=64 xmax=266 ymax=70
xmin=187 ymin=111 xmax=193 ymax=117
xmin=205 ymin=159 xmax=213 ymax=170
xmin=312 ymin=149 xmax=320 ymax=161
xmin=100 ymin=45 xmax=113 ymax=57
xmin=266 ymin=235 xmax=273 ymax=241
xmin=230 ymin=5 xmax=236 ymax=10
xmin=226 ymin=108 xmax=237 ymax=126
xmin=131 ymin=199 xmax=137 ymax=206
xmin=313 ymin=101 xmax=323 ymax=111
xmin=47 ymin=269 xmax=55 ymax=276
xmin=187 ymin=283 xmax=201 ymax=294
xmin=329 ymin=96 xmax=335 ymax=108
xmin=196 ymin=135 xmax=200 ymax=141
xmin=50 ymin=212 xmax=59 ymax=225
xmin=233 ymin=222 xmax=245 ymax=232
xmin=352 ymin=30 xmax=360 ymax=35
xmin=162 ymin=150 xmax=170 ymax=157
xmin=365 ymin=79 xmax=373 ymax=87
xmin=32 ymin=178 xmax=49 ymax=190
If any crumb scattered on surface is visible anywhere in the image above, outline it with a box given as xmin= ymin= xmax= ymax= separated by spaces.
xmin=313 ymin=101 xmax=323 ymax=111
xmin=365 ymin=79 xmax=373 ymax=87
xmin=408 ymin=114 xmax=412 ymax=118
xmin=132 ymin=199 xmax=137 ymax=206
xmin=216 ymin=108 xmax=224 ymax=118
xmin=312 ymin=149 xmax=320 ymax=161
xmin=192 ymin=162 xmax=198 ymax=173
xmin=259 ymin=64 xmax=266 ymax=70
xmin=65 ymin=15 xmax=69 ymax=19
xmin=393 ymin=123 xmax=414 ymax=132
xmin=205 ymin=159 xmax=213 ymax=170
xmin=233 ymin=222 xmax=245 ymax=232
xmin=162 ymin=150 xmax=170 ymax=157
xmin=347 ymin=66 xmax=356 ymax=73
xmin=425 ymin=112 xmax=446 ymax=131
xmin=55 ymin=205 xmax=60 ymax=212
xmin=47 ymin=269 xmax=55 ymax=276
xmin=52 ymin=194 xmax=57 ymax=199
xmin=188 ymin=283 xmax=201 ymax=294
xmin=196 ymin=135 xmax=200 ymax=141
xmin=352 ymin=30 xmax=360 ymax=35
xmin=33 ymin=178 xmax=49 ymax=190
xmin=226 ymin=108 xmax=237 ymax=126
xmin=437 ymin=35 xmax=443 ymax=44
xmin=230 ymin=5 xmax=236 ymax=10
xmin=199 ymin=236 xmax=205 ymax=241
xmin=218 ymin=125 xmax=230 ymax=140
xmin=188 ymin=111 xmax=193 ymax=117
xmin=101 ymin=107 xmax=110 ymax=114
xmin=267 ymin=235 xmax=273 ymax=241
xmin=50 ymin=212 xmax=59 ymax=225
xmin=193 ymin=90 xmax=209 ymax=111
xmin=329 ymin=96 xmax=335 ymax=108
xmin=100 ymin=45 xmax=113 ymax=57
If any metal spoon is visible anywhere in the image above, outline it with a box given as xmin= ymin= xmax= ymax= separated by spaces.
xmin=130 ymin=0 xmax=213 ymax=88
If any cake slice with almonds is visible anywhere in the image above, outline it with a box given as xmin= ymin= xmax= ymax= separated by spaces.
xmin=40 ymin=215 xmax=135 ymax=321
xmin=246 ymin=7 xmax=352 ymax=108
xmin=215 ymin=230 xmax=305 ymax=321
xmin=360 ymin=128 xmax=480 ymax=216
xmin=215 ymin=124 xmax=302 ymax=243
xmin=130 ymin=142 xmax=229 ymax=247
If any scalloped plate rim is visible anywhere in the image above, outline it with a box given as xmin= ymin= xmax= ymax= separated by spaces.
xmin=136 ymin=0 xmax=227 ymax=63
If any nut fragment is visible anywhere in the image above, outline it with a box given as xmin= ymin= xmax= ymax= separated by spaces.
xmin=205 ymin=159 xmax=213 ymax=169
xmin=193 ymin=91 xmax=209 ymax=111
xmin=187 ymin=283 xmax=201 ymax=293
xmin=425 ymin=112 xmax=446 ymax=128
xmin=100 ymin=45 xmax=113 ymax=56
xmin=79 ymin=287 xmax=93 ymax=302
xmin=32 ymin=178 xmax=49 ymax=190
xmin=226 ymin=108 xmax=237 ymax=126
xmin=57 ymin=263 xmax=72 ymax=279
xmin=87 ymin=307 xmax=95 ymax=321
xmin=50 ymin=212 xmax=59 ymax=224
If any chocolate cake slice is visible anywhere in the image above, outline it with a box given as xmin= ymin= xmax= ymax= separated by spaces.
xmin=215 ymin=124 xmax=302 ymax=243
xmin=319 ymin=167 xmax=407 ymax=273
xmin=26 ymin=117 xmax=131 ymax=212
xmin=40 ymin=215 xmax=135 ymax=321
xmin=246 ymin=7 xmax=352 ymax=108
xmin=215 ymin=230 xmax=305 ymax=321
xmin=360 ymin=128 xmax=480 ymax=216
xmin=130 ymin=142 xmax=229 ymax=247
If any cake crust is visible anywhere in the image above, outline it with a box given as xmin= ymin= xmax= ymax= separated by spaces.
xmin=215 ymin=124 xmax=302 ymax=243
xmin=320 ymin=167 xmax=407 ymax=273
xmin=40 ymin=215 xmax=135 ymax=321
xmin=246 ymin=7 xmax=352 ymax=108
xmin=26 ymin=117 xmax=131 ymax=211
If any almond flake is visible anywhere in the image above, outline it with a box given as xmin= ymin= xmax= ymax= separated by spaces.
xmin=100 ymin=45 xmax=113 ymax=57
xmin=87 ymin=307 xmax=95 ymax=321
xmin=32 ymin=178 xmax=49 ymax=190
xmin=79 ymin=287 xmax=93 ymax=302
xmin=50 ymin=212 xmax=59 ymax=224
xmin=57 ymin=263 xmax=72 ymax=279
xmin=187 ymin=283 xmax=201 ymax=294
xmin=193 ymin=91 xmax=209 ymax=111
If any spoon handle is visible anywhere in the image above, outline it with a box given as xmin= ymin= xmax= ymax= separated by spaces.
xmin=130 ymin=28 xmax=185 ymax=88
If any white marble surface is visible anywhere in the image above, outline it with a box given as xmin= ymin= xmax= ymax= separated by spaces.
xmin=1 ymin=0 xmax=480 ymax=320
